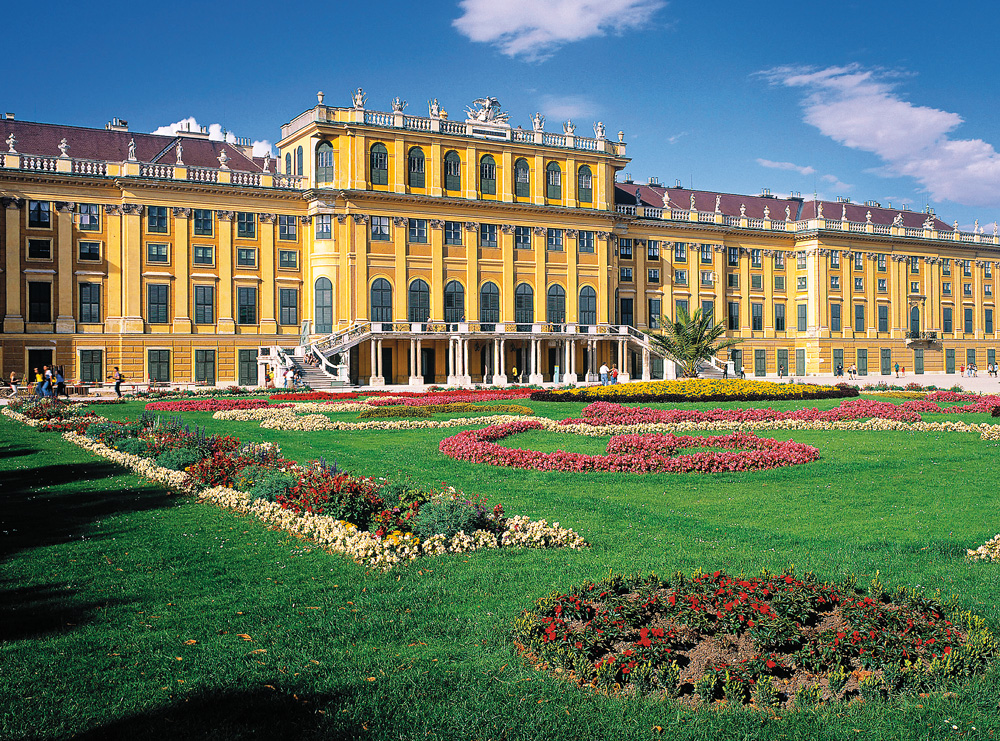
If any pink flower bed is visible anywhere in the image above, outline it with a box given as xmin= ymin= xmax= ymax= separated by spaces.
xmin=365 ymin=388 xmax=538 ymax=407
xmin=439 ymin=421 xmax=819 ymax=473
xmin=144 ymin=399 xmax=286 ymax=412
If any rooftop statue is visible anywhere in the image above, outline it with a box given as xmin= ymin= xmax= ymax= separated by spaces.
xmin=531 ymin=112 xmax=545 ymax=132
xmin=465 ymin=97 xmax=510 ymax=126
xmin=351 ymin=87 xmax=367 ymax=109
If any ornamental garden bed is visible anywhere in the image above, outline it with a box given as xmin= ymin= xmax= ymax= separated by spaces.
xmin=514 ymin=569 xmax=996 ymax=708
xmin=531 ymin=379 xmax=860 ymax=403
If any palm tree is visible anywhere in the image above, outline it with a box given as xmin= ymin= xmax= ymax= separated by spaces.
xmin=649 ymin=306 xmax=743 ymax=378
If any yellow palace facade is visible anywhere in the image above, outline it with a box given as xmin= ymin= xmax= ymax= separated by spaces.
xmin=1 ymin=91 xmax=998 ymax=386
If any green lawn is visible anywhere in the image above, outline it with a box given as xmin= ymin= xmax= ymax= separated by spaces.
xmin=2 ymin=395 xmax=999 ymax=740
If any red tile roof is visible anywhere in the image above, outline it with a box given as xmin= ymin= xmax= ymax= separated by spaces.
xmin=0 ymin=119 xmax=263 ymax=172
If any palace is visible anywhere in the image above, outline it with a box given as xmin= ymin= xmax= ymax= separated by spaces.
xmin=1 ymin=91 xmax=998 ymax=387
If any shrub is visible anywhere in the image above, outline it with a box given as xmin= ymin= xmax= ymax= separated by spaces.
xmin=155 ymin=447 xmax=205 ymax=471
xmin=357 ymin=405 xmax=433 ymax=419
xmin=410 ymin=494 xmax=497 ymax=540
xmin=115 ymin=437 xmax=148 ymax=456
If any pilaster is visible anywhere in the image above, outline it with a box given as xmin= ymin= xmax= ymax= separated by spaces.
xmin=3 ymin=198 xmax=24 ymax=333
xmin=55 ymin=203 xmax=76 ymax=332
xmin=121 ymin=203 xmax=144 ymax=333
xmin=217 ymin=211 xmax=235 ymax=333
xmin=172 ymin=208 xmax=192 ymax=332
xmin=259 ymin=213 xmax=278 ymax=332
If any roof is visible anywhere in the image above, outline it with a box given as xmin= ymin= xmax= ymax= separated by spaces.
xmin=0 ymin=119 xmax=263 ymax=172
xmin=614 ymin=183 xmax=953 ymax=232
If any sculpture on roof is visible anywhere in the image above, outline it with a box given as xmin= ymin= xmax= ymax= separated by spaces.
xmin=58 ymin=138 xmax=69 ymax=158
xmin=175 ymin=141 xmax=183 ymax=165
xmin=817 ymin=203 xmax=824 ymax=219
xmin=954 ymin=220 xmax=959 ymax=230
xmin=715 ymin=194 xmax=722 ymax=213
xmin=841 ymin=204 xmax=847 ymax=221
xmin=740 ymin=203 xmax=746 ymax=217
xmin=562 ymin=119 xmax=576 ymax=135
xmin=351 ymin=88 xmax=367 ymax=108
xmin=785 ymin=205 xmax=792 ymax=221
xmin=465 ymin=97 xmax=510 ymax=126
xmin=690 ymin=193 xmax=696 ymax=211
xmin=594 ymin=121 xmax=606 ymax=139
xmin=892 ymin=213 xmax=904 ymax=227
xmin=218 ymin=147 xmax=229 ymax=169
xmin=5 ymin=133 xmax=16 ymax=153
xmin=975 ymin=219 xmax=981 ymax=234
xmin=764 ymin=205 xmax=770 ymax=220
xmin=391 ymin=97 xmax=407 ymax=113
xmin=127 ymin=138 xmax=136 ymax=161
xmin=262 ymin=152 xmax=270 ymax=173
xmin=635 ymin=187 xmax=641 ymax=206
xmin=428 ymin=99 xmax=441 ymax=118
xmin=618 ymin=130 xmax=625 ymax=143
xmin=866 ymin=210 xmax=872 ymax=224
xmin=923 ymin=215 xmax=934 ymax=229
xmin=994 ymin=222 xmax=998 ymax=237
xmin=531 ymin=112 xmax=545 ymax=132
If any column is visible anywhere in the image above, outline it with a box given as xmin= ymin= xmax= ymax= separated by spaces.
xmin=121 ymin=204 xmax=144 ymax=332
xmin=529 ymin=337 xmax=543 ymax=384
xmin=372 ymin=339 xmax=384 ymax=386
xmin=462 ymin=338 xmax=471 ymax=385
xmin=3 ymin=199 xmax=24 ymax=333
xmin=642 ymin=347 xmax=651 ymax=380
xmin=103 ymin=205 xmax=123 ymax=333
xmin=172 ymin=208 xmax=193 ymax=332
xmin=55 ymin=203 xmax=75 ymax=333
xmin=618 ymin=338 xmax=630 ymax=382
xmin=259 ymin=213 xmax=278 ymax=333
xmin=565 ymin=339 xmax=578 ymax=384
xmin=369 ymin=339 xmax=378 ymax=385
xmin=216 ymin=211 xmax=236 ymax=333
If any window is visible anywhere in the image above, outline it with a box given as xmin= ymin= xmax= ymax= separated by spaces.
xmin=701 ymin=244 xmax=713 ymax=264
xmin=964 ymin=260 xmax=972 ymax=277
xmin=28 ymin=200 xmax=50 ymax=228
xmin=444 ymin=151 xmax=461 ymax=191
xmin=775 ymin=303 xmax=786 ymax=332
xmin=236 ymin=248 xmax=256 ymax=267
xmin=943 ymin=282 xmax=951 ymax=294
xmin=547 ymin=228 xmax=564 ymax=251
xmin=700 ymin=270 xmax=714 ymax=286
xmin=546 ymin=284 xmax=566 ymax=324
xmin=408 ymin=279 xmax=430 ymax=322
xmin=987 ymin=284 xmax=993 ymax=297
xmin=854 ymin=304 xmax=865 ymax=332
xmin=315 ymin=277 xmax=333 ymax=332
xmin=407 ymin=147 xmax=425 ymax=188
xmin=942 ymin=259 xmax=951 ymax=275
xmin=830 ymin=252 xmax=840 ymax=268
xmin=404 ymin=218 xmax=427 ymax=244
xmin=278 ymin=215 xmax=297 ymax=240
xmin=146 ymin=243 xmax=168 ymax=263
xmin=514 ymin=158 xmax=530 ymax=198
xmin=480 ymin=223 xmax=497 ymax=248
xmin=830 ymin=302 xmax=841 ymax=332
xmin=479 ymin=155 xmax=496 ymax=195
xmin=797 ymin=276 xmax=807 ymax=290
xmin=775 ymin=252 xmax=785 ymax=269
xmin=727 ymin=301 xmax=740 ymax=330
xmin=147 ymin=206 xmax=168 ymax=233
xmin=647 ymin=298 xmax=660 ymax=329
xmin=545 ymin=162 xmax=562 ymax=199
xmin=797 ymin=303 xmax=807 ymax=332
xmin=79 ymin=283 xmax=100 ymax=323
xmin=371 ymin=216 xmax=390 ymax=241
xmin=877 ymin=254 xmax=886 ymax=271
xmin=751 ymin=249 xmax=762 ymax=268
xmin=647 ymin=240 xmax=660 ymax=260
xmin=296 ymin=146 xmax=303 ymax=176
xmin=964 ymin=307 xmax=974 ymax=334
xmin=943 ymin=307 xmax=953 ymax=333
xmin=237 ymin=286 xmax=257 ymax=324
xmin=27 ymin=282 xmax=50 ymax=322
xmin=194 ymin=209 xmax=213 ymax=236
xmin=370 ymin=143 xmax=388 ymax=186
xmin=195 ymin=350 xmax=215 ymax=386
xmin=830 ymin=275 xmax=840 ymax=290
xmin=194 ymin=286 xmax=215 ymax=324
xmin=727 ymin=273 xmax=739 ymax=288
xmin=674 ymin=242 xmax=687 ymax=261
xmin=580 ymin=286 xmax=597 ymax=325
xmin=964 ymin=283 xmax=973 ymax=296
xmin=910 ymin=281 xmax=920 ymax=294
xmin=878 ymin=304 xmax=889 ymax=332
xmin=147 ymin=284 xmax=169 ymax=323
xmin=444 ymin=280 xmax=465 ymax=323
xmin=751 ymin=274 xmax=763 ymax=290
xmin=877 ymin=278 xmax=887 ymax=292
xmin=618 ymin=238 xmax=632 ymax=259
xmin=620 ymin=267 xmax=633 ymax=282
xmin=148 ymin=350 xmax=170 ymax=383
xmin=987 ymin=309 xmax=994 ymax=334
xmin=774 ymin=275 xmax=786 ymax=291
xmin=316 ymin=141 xmax=335 ymax=183
xmin=751 ymin=303 xmax=763 ymax=331
xmin=987 ymin=263 xmax=994 ymax=278
xmin=193 ymin=244 xmax=214 ymax=265
xmin=370 ymin=278 xmax=392 ymax=323
xmin=854 ymin=253 xmax=864 ymax=270
xmin=728 ymin=246 xmax=739 ymax=266
xmin=797 ymin=253 xmax=807 ymax=270
xmin=80 ymin=349 xmax=103 ymax=383
xmin=28 ymin=239 xmax=50 ymax=259
xmin=701 ymin=300 xmax=714 ymax=323
xmin=279 ymin=288 xmax=298 ymax=326
xmin=577 ymin=166 xmax=593 ymax=202
xmin=855 ymin=277 xmax=864 ymax=292
xmin=674 ymin=269 xmax=687 ymax=285
xmin=514 ymin=283 xmax=534 ymax=325
xmin=648 ymin=268 xmax=660 ymax=283
xmin=675 ymin=299 xmax=689 ymax=316
xmin=910 ymin=256 xmax=919 ymax=273
xmin=480 ymin=282 xmax=500 ymax=324
xmin=579 ymin=230 xmax=595 ymax=253
xmin=236 ymin=212 xmax=256 ymax=239
xmin=279 ymin=250 xmax=298 ymax=269
xmin=445 ymin=221 xmax=463 ymax=245
xmin=78 ymin=203 xmax=101 ymax=231
xmin=285 ymin=153 xmax=291 ymax=175
xmin=315 ymin=214 xmax=332 ymax=240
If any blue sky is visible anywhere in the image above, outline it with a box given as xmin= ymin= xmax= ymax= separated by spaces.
xmin=6 ymin=0 xmax=999 ymax=229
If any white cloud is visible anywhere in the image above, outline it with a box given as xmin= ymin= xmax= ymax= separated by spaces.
xmin=453 ymin=0 xmax=665 ymax=61
xmin=151 ymin=117 xmax=273 ymax=157
xmin=537 ymin=94 xmax=598 ymax=121
xmin=756 ymin=158 xmax=816 ymax=176
xmin=821 ymin=173 xmax=853 ymax=192
xmin=761 ymin=64 xmax=1000 ymax=208
xmin=666 ymin=131 xmax=687 ymax=145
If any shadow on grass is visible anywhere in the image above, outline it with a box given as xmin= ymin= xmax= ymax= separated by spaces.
xmin=65 ymin=686 xmax=358 ymax=741
xmin=0 ymin=579 xmax=130 ymax=642
xmin=0 ymin=445 xmax=34 ymax=460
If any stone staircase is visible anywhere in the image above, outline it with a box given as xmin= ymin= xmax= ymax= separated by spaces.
xmin=290 ymin=358 xmax=347 ymax=389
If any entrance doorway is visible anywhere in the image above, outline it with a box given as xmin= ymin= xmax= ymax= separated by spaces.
xmin=381 ymin=347 xmax=393 ymax=384
xmin=420 ymin=347 xmax=435 ymax=384
xmin=27 ymin=348 xmax=53 ymax=378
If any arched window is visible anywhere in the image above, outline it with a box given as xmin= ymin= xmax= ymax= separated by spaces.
xmin=515 ymin=283 xmax=534 ymax=326
xmin=444 ymin=151 xmax=461 ymax=191
xmin=479 ymin=155 xmax=496 ymax=196
xmin=408 ymin=147 xmax=425 ymax=188
xmin=579 ymin=286 xmax=597 ymax=325
xmin=480 ymin=281 xmax=500 ymax=324
xmin=546 ymin=162 xmax=562 ymax=200
xmin=443 ymin=280 xmax=465 ymax=323
xmin=370 ymin=143 xmax=388 ymax=186
xmin=547 ymin=284 xmax=566 ymax=324
xmin=285 ymin=153 xmax=292 ymax=176
xmin=910 ymin=305 xmax=920 ymax=336
xmin=295 ymin=146 xmax=304 ymax=176
xmin=407 ymin=279 xmax=430 ymax=322
xmin=315 ymin=277 xmax=333 ymax=333
xmin=315 ymin=141 xmax=335 ymax=184
xmin=371 ymin=278 xmax=392 ymax=323
xmin=577 ymin=165 xmax=593 ymax=203
xmin=514 ymin=158 xmax=530 ymax=198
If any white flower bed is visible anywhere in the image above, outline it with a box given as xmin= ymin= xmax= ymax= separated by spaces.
xmin=968 ymin=534 xmax=1000 ymax=562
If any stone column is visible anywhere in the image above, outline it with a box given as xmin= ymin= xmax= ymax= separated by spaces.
xmin=529 ymin=337 xmax=543 ymax=384
xmin=462 ymin=338 xmax=471 ymax=385
xmin=372 ymin=339 xmax=385 ymax=386
xmin=369 ymin=339 xmax=379 ymax=385
xmin=497 ymin=337 xmax=507 ymax=384
xmin=565 ymin=338 xmax=578 ymax=384
xmin=618 ymin=338 xmax=631 ymax=382
xmin=642 ymin=347 xmax=651 ymax=380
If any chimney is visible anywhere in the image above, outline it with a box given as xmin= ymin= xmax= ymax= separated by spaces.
xmin=105 ymin=117 xmax=129 ymax=131
xmin=234 ymin=136 xmax=254 ymax=157
xmin=648 ymin=176 xmax=660 ymax=186
xmin=2 ymin=112 xmax=13 ymax=120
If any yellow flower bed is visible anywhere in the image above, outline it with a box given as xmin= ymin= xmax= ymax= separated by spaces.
xmin=532 ymin=378 xmax=857 ymax=403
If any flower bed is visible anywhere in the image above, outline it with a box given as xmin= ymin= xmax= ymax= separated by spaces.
xmin=269 ymin=391 xmax=367 ymax=401
xmin=357 ymin=402 xmax=535 ymax=419
xmin=531 ymin=379 xmax=859 ymax=403
xmin=144 ymin=398 xmax=280 ymax=412
xmin=363 ymin=388 xmax=538 ymax=405
xmin=514 ymin=569 xmax=996 ymax=706
xmin=439 ymin=421 xmax=819 ymax=474
xmin=967 ymin=534 xmax=1000 ymax=562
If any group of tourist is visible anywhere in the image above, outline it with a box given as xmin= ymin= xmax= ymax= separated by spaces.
xmin=961 ymin=364 xmax=979 ymax=377
xmin=4 ymin=366 xmax=70 ymax=399
xmin=264 ymin=366 xmax=305 ymax=389
xmin=597 ymin=363 xmax=620 ymax=385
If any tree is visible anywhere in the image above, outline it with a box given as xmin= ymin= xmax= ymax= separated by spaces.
xmin=649 ymin=306 xmax=743 ymax=378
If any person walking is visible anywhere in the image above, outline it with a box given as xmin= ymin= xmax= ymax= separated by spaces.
xmin=55 ymin=366 xmax=68 ymax=399
xmin=511 ymin=365 xmax=518 ymax=384
xmin=894 ymin=362 xmax=900 ymax=378
xmin=110 ymin=366 xmax=125 ymax=398
xmin=740 ymin=364 xmax=746 ymax=379
xmin=41 ymin=366 xmax=53 ymax=398
xmin=599 ymin=362 xmax=609 ymax=385
xmin=610 ymin=365 xmax=619 ymax=384
xmin=7 ymin=371 xmax=18 ymax=398
xmin=778 ymin=364 xmax=784 ymax=378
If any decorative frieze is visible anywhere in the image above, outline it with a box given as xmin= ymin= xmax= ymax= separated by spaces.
xmin=349 ymin=214 xmax=367 ymax=224
xmin=258 ymin=213 xmax=276 ymax=223
xmin=464 ymin=221 xmax=479 ymax=232
xmin=121 ymin=203 xmax=143 ymax=216
xmin=172 ymin=207 xmax=192 ymax=218
xmin=54 ymin=201 xmax=75 ymax=213
xmin=500 ymin=224 xmax=516 ymax=234
xmin=532 ymin=226 xmax=546 ymax=236
xmin=2 ymin=197 xmax=24 ymax=210
xmin=104 ymin=204 xmax=121 ymax=216
xmin=392 ymin=216 xmax=407 ymax=227
xmin=217 ymin=210 xmax=235 ymax=221
xmin=429 ymin=219 xmax=445 ymax=229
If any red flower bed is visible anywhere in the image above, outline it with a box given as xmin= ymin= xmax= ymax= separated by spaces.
xmin=144 ymin=399 xmax=283 ymax=412
xmin=439 ymin=421 xmax=819 ymax=473
xmin=364 ymin=388 xmax=536 ymax=406
xmin=269 ymin=391 xmax=366 ymax=401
